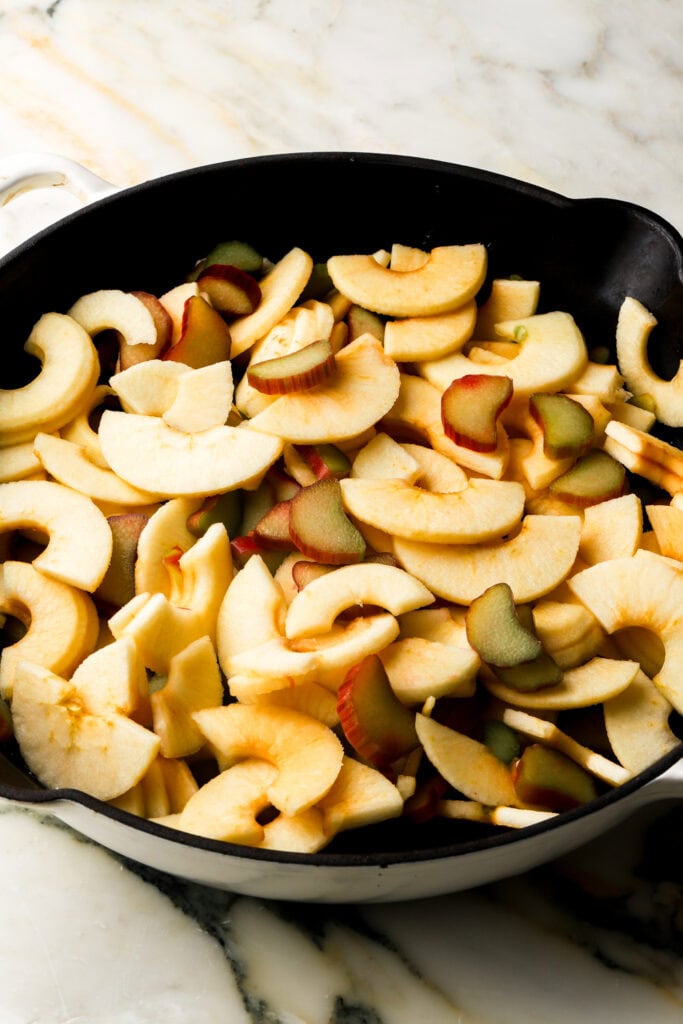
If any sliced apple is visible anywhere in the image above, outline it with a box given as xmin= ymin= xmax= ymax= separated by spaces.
xmin=394 ymin=514 xmax=582 ymax=605
xmin=399 ymin=443 xmax=468 ymax=493
xmin=109 ymin=359 xmax=189 ymax=416
xmin=229 ymin=247 xmax=314 ymax=358
xmin=616 ymin=296 xmax=683 ymax=427
xmin=285 ymin=562 xmax=433 ymax=640
xmin=192 ymin=703 xmax=343 ymax=816
xmin=216 ymin=552 xmax=286 ymax=669
xmin=11 ymin=660 xmax=159 ymax=801
xmin=60 ymin=384 xmax=115 ymax=469
xmin=646 ymin=504 xmax=683 ymax=561
xmin=0 ymin=313 xmax=99 ymax=446
xmin=68 ymin=288 xmax=159 ymax=351
xmin=340 ymin=476 xmax=525 ymax=544
xmin=98 ymin=410 xmax=282 ymax=497
xmin=473 ymin=278 xmax=540 ymax=339
xmin=603 ymin=669 xmax=679 ymax=773
xmin=0 ymin=560 xmax=98 ymax=699
xmin=567 ymin=550 xmax=683 ymax=714
xmin=318 ymin=755 xmax=403 ymax=835
xmin=350 ymin=433 xmax=421 ymax=484
xmin=441 ymin=374 xmax=513 ymax=452
xmin=327 ymin=244 xmax=487 ymax=317
xmin=0 ymin=440 xmax=43 ymax=483
xmin=119 ymin=292 xmax=171 ymax=369
xmin=416 ymin=712 xmax=518 ymax=806
xmin=246 ymin=335 xmax=400 ymax=444
xmin=164 ymin=295 xmax=232 ymax=368
xmin=485 ymin=656 xmax=638 ymax=710
xmin=247 ymin=680 xmax=339 ymax=728
xmin=419 ymin=312 xmax=588 ymax=397
xmin=379 ymin=636 xmax=479 ymax=703
xmin=0 ymin=479 xmax=112 ymax=592
xmin=134 ymin=496 xmax=200 ymax=597
xmin=531 ymin=599 xmax=604 ymax=670
xmin=95 ymin=512 xmax=150 ymax=609
xmin=605 ymin=419 xmax=683 ymax=483
xmin=70 ymin=636 xmax=148 ymax=718
xmin=579 ymin=493 xmax=642 ymax=564
xmin=161 ymin=361 xmax=233 ymax=434
xmin=384 ymin=303 xmax=477 ymax=362
xmin=178 ymin=759 xmax=277 ymax=844
xmin=33 ymin=433 xmax=159 ymax=507
xmin=159 ymin=282 xmax=200 ymax=345
xmin=150 ymin=635 xmax=223 ymax=758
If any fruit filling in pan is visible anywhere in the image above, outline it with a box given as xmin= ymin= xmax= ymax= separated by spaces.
xmin=0 ymin=238 xmax=681 ymax=853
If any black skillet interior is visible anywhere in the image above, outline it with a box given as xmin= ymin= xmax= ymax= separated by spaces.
xmin=1 ymin=151 xmax=682 ymax=862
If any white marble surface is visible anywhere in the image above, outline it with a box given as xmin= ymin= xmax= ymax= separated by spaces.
xmin=0 ymin=1 xmax=682 ymax=1021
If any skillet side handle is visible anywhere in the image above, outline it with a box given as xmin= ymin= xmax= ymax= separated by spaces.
xmin=0 ymin=152 xmax=117 ymax=206
xmin=639 ymin=756 xmax=683 ymax=802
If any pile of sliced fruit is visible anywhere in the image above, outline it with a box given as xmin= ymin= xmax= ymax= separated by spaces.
xmin=1 ymin=236 xmax=682 ymax=853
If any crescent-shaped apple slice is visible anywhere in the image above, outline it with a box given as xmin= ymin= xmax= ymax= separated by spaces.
xmin=285 ymin=562 xmax=434 ymax=640
xmin=229 ymin=247 xmax=314 ymax=358
xmin=69 ymin=289 xmax=158 ymax=347
xmin=616 ymin=296 xmax=683 ymax=427
xmin=0 ymin=560 xmax=99 ymax=699
xmin=483 ymin=656 xmax=639 ymax=710
xmin=394 ymin=514 xmax=582 ymax=605
xmin=567 ymin=549 xmax=683 ymax=714
xmin=0 ymin=479 xmax=112 ymax=591
xmin=340 ymin=477 xmax=525 ymax=543
xmin=11 ymin=660 xmax=160 ymax=801
xmin=245 ymin=335 xmax=400 ymax=444
xmin=419 ymin=312 xmax=588 ymax=397
xmin=327 ymin=244 xmax=487 ymax=317
xmin=60 ymin=385 xmax=115 ymax=469
xmin=98 ymin=411 xmax=283 ymax=497
xmin=33 ymin=433 xmax=159 ymax=507
xmin=604 ymin=669 xmax=680 ymax=773
xmin=191 ymin=703 xmax=343 ymax=816
xmin=383 ymin=303 xmax=477 ymax=362
xmin=134 ymin=496 xmax=201 ymax=597
xmin=0 ymin=313 xmax=99 ymax=446
xmin=216 ymin=554 xmax=286 ymax=669
xmin=0 ymin=440 xmax=43 ymax=483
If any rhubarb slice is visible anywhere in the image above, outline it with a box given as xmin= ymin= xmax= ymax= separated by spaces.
xmin=196 ymin=265 xmax=261 ymax=315
xmin=247 ymin=339 xmax=336 ymax=395
xmin=289 ymin=477 xmax=366 ymax=564
xmin=513 ymin=744 xmax=597 ymax=810
xmin=337 ymin=654 xmax=419 ymax=768
xmin=529 ymin=392 xmax=595 ymax=460
xmin=441 ymin=374 xmax=513 ymax=452
xmin=163 ymin=295 xmax=232 ymax=368
xmin=549 ymin=449 xmax=626 ymax=507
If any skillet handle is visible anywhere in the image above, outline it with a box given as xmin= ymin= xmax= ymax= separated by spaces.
xmin=638 ymin=756 xmax=683 ymax=802
xmin=0 ymin=152 xmax=118 ymax=258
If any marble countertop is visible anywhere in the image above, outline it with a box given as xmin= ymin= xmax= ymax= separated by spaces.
xmin=0 ymin=1 xmax=682 ymax=1021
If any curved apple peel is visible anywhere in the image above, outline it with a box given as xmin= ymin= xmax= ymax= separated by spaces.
xmin=327 ymin=244 xmax=487 ymax=317
xmin=98 ymin=411 xmax=283 ymax=497
xmin=33 ymin=433 xmax=159 ymax=506
xmin=191 ymin=703 xmax=344 ymax=816
xmin=339 ymin=476 xmax=525 ymax=544
xmin=567 ymin=549 xmax=683 ymax=714
xmin=616 ymin=296 xmax=683 ymax=427
xmin=285 ymin=562 xmax=434 ymax=640
xmin=0 ymin=313 xmax=99 ymax=446
xmin=393 ymin=514 xmax=582 ymax=605
xmin=0 ymin=560 xmax=98 ymax=699
xmin=0 ymin=479 xmax=112 ymax=592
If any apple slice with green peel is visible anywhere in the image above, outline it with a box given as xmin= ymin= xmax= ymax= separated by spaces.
xmin=473 ymin=278 xmax=540 ymax=339
xmin=246 ymin=335 xmax=401 ymax=445
xmin=529 ymin=392 xmax=594 ymax=459
xmin=340 ymin=476 xmax=525 ymax=544
xmin=378 ymin=636 xmax=479 ymax=703
xmin=11 ymin=660 xmax=159 ymax=801
xmin=33 ymin=433 xmax=159 ymax=507
xmin=0 ymin=480 xmax=112 ymax=592
xmin=512 ymin=744 xmax=597 ymax=811
xmin=616 ymin=296 xmax=683 ymax=427
xmin=0 ymin=560 xmax=98 ymax=699
xmin=548 ymin=449 xmax=626 ymax=508
xmin=0 ymin=313 xmax=99 ymax=447
xmin=163 ymin=295 xmax=232 ymax=368
xmin=394 ymin=514 xmax=582 ymax=605
xmin=196 ymin=264 xmax=261 ymax=315
xmin=441 ymin=374 xmax=513 ymax=452
xmin=384 ymin=304 xmax=476 ymax=362
xmin=416 ymin=712 xmax=519 ymax=806
xmin=285 ymin=561 xmax=433 ymax=640
xmin=604 ymin=669 xmax=679 ymax=773
xmin=419 ymin=312 xmax=588 ymax=398
xmin=192 ymin=702 xmax=344 ymax=816
xmin=337 ymin=654 xmax=419 ymax=768
xmin=98 ymin=411 xmax=282 ymax=497
xmin=229 ymin=247 xmax=314 ymax=358
xmin=150 ymin=635 xmax=223 ymax=759
xmin=484 ymin=656 xmax=638 ymax=710
xmin=247 ymin=339 xmax=336 ymax=395
xmin=95 ymin=512 xmax=150 ymax=609
xmin=289 ymin=477 xmax=366 ymax=565
xmin=327 ymin=244 xmax=487 ymax=317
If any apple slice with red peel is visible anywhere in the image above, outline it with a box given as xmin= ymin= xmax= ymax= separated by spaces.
xmin=196 ymin=264 xmax=261 ymax=315
xmin=337 ymin=654 xmax=419 ymax=768
xmin=441 ymin=374 xmax=513 ymax=452
xmin=529 ymin=392 xmax=594 ymax=459
xmin=513 ymin=744 xmax=597 ymax=811
xmin=247 ymin=339 xmax=336 ymax=395
xmin=466 ymin=583 xmax=561 ymax=691
xmin=549 ymin=449 xmax=626 ymax=508
xmin=416 ymin=712 xmax=518 ymax=806
xmin=289 ymin=477 xmax=366 ymax=565
xmin=163 ymin=295 xmax=232 ymax=368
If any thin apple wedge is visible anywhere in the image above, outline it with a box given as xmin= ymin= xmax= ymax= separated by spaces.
xmin=579 ymin=493 xmax=642 ymax=564
xmin=512 ymin=744 xmax=597 ymax=811
xmin=340 ymin=476 xmax=525 ymax=544
xmin=378 ymin=636 xmax=479 ymax=703
xmin=383 ymin=304 xmax=477 ymax=362
xmin=247 ymin=339 xmax=336 ymax=395
xmin=246 ymin=335 xmax=400 ymax=444
xmin=394 ymin=514 xmax=582 ymax=604
xmin=178 ymin=758 xmax=278 ymax=845
xmin=646 ymin=503 xmax=683 ymax=561
xmin=229 ymin=247 xmax=314 ymax=357
xmin=604 ymin=669 xmax=679 ymax=773
xmin=473 ymin=278 xmax=540 ymax=339
xmin=98 ymin=411 xmax=282 ymax=497
xmin=484 ymin=656 xmax=639 ymax=710
xmin=150 ymin=635 xmax=223 ymax=758
xmin=69 ymin=288 xmax=159 ymax=349
xmin=416 ymin=712 xmax=519 ymax=807
xmin=351 ymin=433 xmax=421 ymax=483
xmin=33 ymin=433 xmax=159 ymax=507
xmin=285 ymin=562 xmax=434 ymax=640
xmin=318 ymin=755 xmax=404 ymax=835
xmin=134 ymin=496 xmax=201 ymax=597
xmin=327 ymin=244 xmax=487 ymax=317
xmin=216 ymin=552 xmax=286 ymax=669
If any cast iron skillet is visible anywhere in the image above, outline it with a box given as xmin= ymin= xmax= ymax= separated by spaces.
xmin=0 ymin=151 xmax=682 ymax=903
